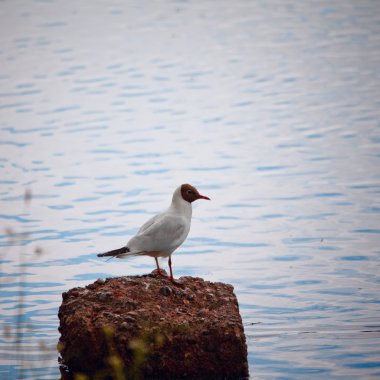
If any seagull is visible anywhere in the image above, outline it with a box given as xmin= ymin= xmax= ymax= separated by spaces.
xmin=97 ymin=184 xmax=210 ymax=284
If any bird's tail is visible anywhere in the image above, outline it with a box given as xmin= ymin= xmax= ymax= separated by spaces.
xmin=97 ymin=246 xmax=129 ymax=258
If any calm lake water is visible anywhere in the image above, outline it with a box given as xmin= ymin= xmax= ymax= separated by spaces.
xmin=1 ymin=1 xmax=380 ymax=379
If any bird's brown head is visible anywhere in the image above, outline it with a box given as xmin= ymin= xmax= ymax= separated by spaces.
xmin=181 ymin=184 xmax=210 ymax=203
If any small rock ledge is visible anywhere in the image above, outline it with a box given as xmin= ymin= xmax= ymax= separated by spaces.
xmin=58 ymin=271 xmax=249 ymax=379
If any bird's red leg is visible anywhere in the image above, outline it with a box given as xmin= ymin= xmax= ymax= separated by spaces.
xmin=164 ymin=255 xmax=183 ymax=287
xmin=155 ymin=257 xmax=167 ymax=277
xmin=168 ymin=256 xmax=174 ymax=282
xmin=168 ymin=256 xmax=183 ymax=286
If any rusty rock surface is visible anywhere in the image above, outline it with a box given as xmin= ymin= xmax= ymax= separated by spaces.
xmin=58 ymin=271 xmax=249 ymax=379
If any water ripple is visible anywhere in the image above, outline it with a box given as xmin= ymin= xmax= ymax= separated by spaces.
xmin=1 ymin=1 xmax=380 ymax=379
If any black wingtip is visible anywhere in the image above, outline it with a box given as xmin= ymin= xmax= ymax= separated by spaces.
xmin=97 ymin=246 xmax=129 ymax=258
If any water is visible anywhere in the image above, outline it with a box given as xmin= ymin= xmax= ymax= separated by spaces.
xmin=1 ymin=0 xmax=380 ymax=378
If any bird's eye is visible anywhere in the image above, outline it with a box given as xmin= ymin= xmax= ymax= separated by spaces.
xmin=187 ymin=190 xmax=194 ymax=195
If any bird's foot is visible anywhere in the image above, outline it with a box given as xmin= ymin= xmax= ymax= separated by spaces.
xmin=158 ymin=269 xmax=169 ymax=278
xmin=152 ymin=268 xmax=169 ymax=278
xmin=169 ymin=276 xmax=184 ymax=288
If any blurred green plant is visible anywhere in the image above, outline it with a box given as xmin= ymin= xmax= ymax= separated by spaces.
xmin=62 ymin=323 xmax=161 ymax=380
xmin=0 ymin=189 xmax=58 ymax=379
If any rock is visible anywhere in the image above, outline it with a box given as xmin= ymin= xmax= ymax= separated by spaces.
xmin=58 ymin=271 xmax=249 ymax=380
xmin=159 ymin=286 xmax=172 ymax=297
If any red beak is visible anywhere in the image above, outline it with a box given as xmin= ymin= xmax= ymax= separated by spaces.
xmin=198 ymin=194 xmax=210 ymax=200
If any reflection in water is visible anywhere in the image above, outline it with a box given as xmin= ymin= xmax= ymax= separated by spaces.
xmin=1 ymin=0 xmax=380 ymax=378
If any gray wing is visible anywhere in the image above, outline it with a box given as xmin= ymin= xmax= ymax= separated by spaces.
xmin=127 ymin=213 xmax=189 ymax=254
xmin=137 ymin=213 xmax=162 ymax=234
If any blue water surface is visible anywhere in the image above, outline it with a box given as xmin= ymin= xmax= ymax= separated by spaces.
xmin=1 ymin=1 xmax=380 ymax=379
